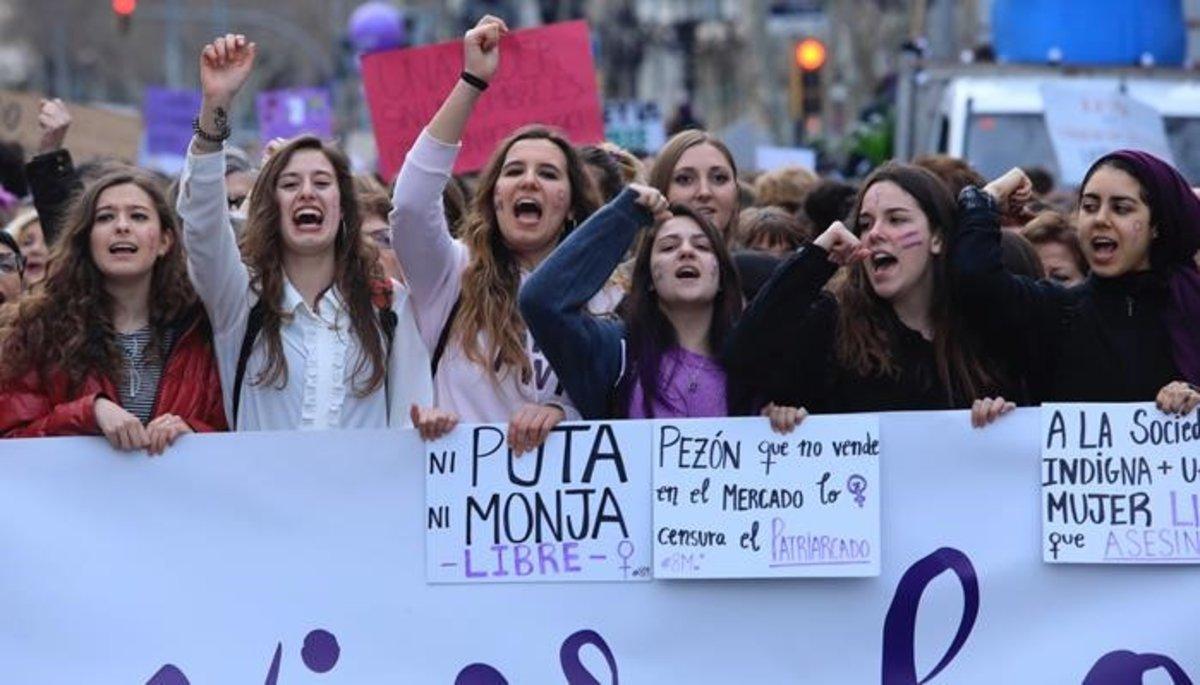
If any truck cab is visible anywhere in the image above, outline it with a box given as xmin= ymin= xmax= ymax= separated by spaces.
xmin=901 ymin=65 xmax=1200 ymax=184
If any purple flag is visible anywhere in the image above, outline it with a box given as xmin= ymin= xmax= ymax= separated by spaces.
xmin=142 ymin=87 xmax=203 ymax=156
xmin=256 ymin=88 xmax=334 ymax=144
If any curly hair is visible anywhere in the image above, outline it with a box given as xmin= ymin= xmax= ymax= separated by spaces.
xmin=240 ymin=135 xmax=387 ymax=396
xmin=455 ymin=126 xmax=600 ymax=385
xmin=0 ymin=168 xmax=196 ymax=389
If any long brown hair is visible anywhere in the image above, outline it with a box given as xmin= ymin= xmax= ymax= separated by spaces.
xmin=834 ymin=163 xmax=1000 ymax=405
xmin=648 ymin=129 xmax=740 ymax=241
xmin=0 ymin=168 xmax=195 ymax=388
xmin=618 ymin=204 xmax=747 ymax=416
xmin=455 ymin=126 xmax=599 ymax=383
xmin=241 ymin=135 xmax=386 ymax=396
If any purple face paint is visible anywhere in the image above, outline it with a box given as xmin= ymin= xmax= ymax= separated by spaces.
xmin=896 ymin=229 xmax=925 ymax=250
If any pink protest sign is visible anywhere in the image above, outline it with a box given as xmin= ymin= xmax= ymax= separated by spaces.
xmin=362 ymin=20 xmax=604 ymax=179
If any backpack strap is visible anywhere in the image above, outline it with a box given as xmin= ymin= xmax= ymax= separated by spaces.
xmin=378 ymin=304 xmax=398 ymax=418
xmin=233 ymin=295 xmax=400 ymax=428
xmin=232 ymin=300 xmax=267 ymax=430
xmin=431 ymin=296 xmax=462 ymax=378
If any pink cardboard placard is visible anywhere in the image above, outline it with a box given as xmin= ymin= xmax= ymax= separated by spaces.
xmin=362 ymin=20 xmax=604 ymax=179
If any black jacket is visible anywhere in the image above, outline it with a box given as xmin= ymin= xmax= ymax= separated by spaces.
xmin=723 ymin=244 xmax=991 ymax=413
xmin=952 ymin=190 xmax=1179 ymax=402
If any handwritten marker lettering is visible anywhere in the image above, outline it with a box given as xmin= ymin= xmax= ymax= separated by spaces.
xmin=846 ymin=475 xmax=867 ymax=508
xmin=429 ymin=421 xmax=652 ymax=583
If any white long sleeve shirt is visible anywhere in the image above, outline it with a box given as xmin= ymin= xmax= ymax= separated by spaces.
xmin=178 ymin=147 xmax=432 ymax=431
xmin=391 ymin=129 xmax=612 ymax=423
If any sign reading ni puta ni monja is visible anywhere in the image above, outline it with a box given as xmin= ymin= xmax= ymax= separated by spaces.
xmin=425 ymin=421 xmax=653 ymax=583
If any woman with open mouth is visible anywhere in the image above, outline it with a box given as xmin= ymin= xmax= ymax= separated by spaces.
xmin=0 ymin=168 xmax=227 ymax=453
xmin=724 ymin=163 xmax=1017 ymax=415
xmin=954 ymin=151 xmax=1200 ymax=416
xmin=177 ymin=34 xmax=432 ymax=431
xmin=390 ymin=16 xmax=606 ymax=451
xmin=519 ymin=185 xmax=803 ymax=430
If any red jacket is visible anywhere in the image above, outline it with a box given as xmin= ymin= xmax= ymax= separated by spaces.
xmin=0 ymin=308 xmax=228 ymax=437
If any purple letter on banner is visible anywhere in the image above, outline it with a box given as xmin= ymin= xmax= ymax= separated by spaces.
xmin=1084 ymin=650 xmax=1193 ymax=684
xmin=881 ymin=547 xmax=979 ymax=684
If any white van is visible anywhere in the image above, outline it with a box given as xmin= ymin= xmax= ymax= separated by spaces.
xmin=896 ymin=64 xmax=1200 ymax=184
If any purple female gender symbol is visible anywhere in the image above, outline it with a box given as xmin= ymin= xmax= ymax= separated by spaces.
xmin=617 ymin=540 xmax=635 ymax=578
xmin=846 ymin=474 xmax=867 ymax=507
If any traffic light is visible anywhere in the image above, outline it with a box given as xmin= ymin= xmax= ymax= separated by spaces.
xmin=113 ymin=0 xmax=136 ymax=34
xmin=789 ymin=37 xmax=826 ymax=139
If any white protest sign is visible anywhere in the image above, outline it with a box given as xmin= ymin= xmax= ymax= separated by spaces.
xmin=425 ymin=421 xmax=653 ymax=583
xmin=603 ymin=100 xmax=665 ymax=153
xmin=1041 ymin=85 xmax=1176 ymax=186
xmin=1042 ymin=403 xmax=1200 ymax=564
xmin=755 ymin=145 xmax=817 ymax=173
xmin=652 ymin=416 xmax=880 ymax=579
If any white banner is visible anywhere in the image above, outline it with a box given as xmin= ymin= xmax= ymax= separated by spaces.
xmin=1 ymin=409 xmax=1198 ymax=682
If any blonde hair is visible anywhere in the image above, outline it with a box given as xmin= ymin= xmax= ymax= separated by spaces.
xmin=3 ymin=208 xmax=40 ymax=242
xmin=753 ymin=166 xmax=817 ymax=212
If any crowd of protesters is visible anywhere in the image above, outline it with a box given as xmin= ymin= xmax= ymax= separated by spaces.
xmin=1 ymin=18 xmax=1198 ymax=456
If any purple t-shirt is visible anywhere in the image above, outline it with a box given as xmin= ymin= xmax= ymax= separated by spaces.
xmin=626 ymin=347 xmax=727 ymax=419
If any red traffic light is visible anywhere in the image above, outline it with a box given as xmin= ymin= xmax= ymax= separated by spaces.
xmin=794 ymin=38 xmax=827 ymax=72
xmin=112 ymin=0 xmax=136 ymax=17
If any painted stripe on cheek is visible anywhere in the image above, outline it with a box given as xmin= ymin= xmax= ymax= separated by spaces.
xmin=897 ymin=230 xmax=925 ymax=250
